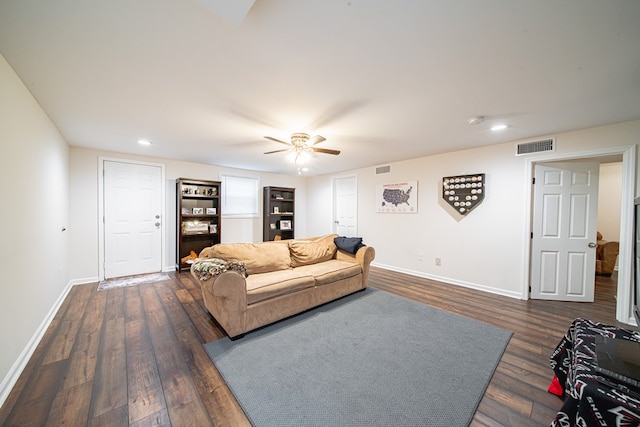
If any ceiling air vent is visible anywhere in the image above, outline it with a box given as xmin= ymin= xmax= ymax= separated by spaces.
xmin=516 ymin=138 xmax=555 ymax=156
xmin=376 ymin=165 xmax=391 ymax=174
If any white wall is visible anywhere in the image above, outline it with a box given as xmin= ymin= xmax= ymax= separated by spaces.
xmin=598 ymin=162 xmax=622 ymax=241
xmin=0 ymin=55 xmax=70 ymax=400
xmin=307 ymin=120 xmax=640 ymax=298
xmin=69 ymin=147 xmax=307 ymax=282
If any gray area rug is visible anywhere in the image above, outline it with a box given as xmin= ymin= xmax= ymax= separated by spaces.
xmin=97 ymin=272 xmax=169 ymax=291
xmin=204 ymin=288 xmax=512 ymax=427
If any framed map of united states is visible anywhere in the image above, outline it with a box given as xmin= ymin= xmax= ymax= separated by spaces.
xmin=376 ymin=181 xmax=418 ymax=213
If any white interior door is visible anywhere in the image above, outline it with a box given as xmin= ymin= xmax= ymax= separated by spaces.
xmin=104 ymin=160 xmax=162 ymax=279
xmin=530 ymin=162 xmax=599 ymax=301
xmin=333 ymin=176 xmax=357 ymax=236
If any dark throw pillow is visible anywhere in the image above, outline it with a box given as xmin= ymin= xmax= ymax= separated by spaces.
xmin=334 ymin=236 xmax=365 ymax=254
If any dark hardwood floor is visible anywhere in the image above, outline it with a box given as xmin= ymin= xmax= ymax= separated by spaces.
xmin=0 ymin=267 xmax=624 ymax=426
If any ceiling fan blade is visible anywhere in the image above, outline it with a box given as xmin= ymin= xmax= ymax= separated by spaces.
xmin=264 ymin=136 xmax=291 ymax=146
xmin=312 ymin=147 xmax=341 ymax=155
xmin=264 ymin=149 xmax=290 ymax=154
xmin=308 ymin=135 xmax=326 ymax=146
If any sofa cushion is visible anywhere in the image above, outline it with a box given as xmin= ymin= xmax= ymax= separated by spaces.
xmin=246 ymin=270 xmax=315 ymax=305
xmin=289 ymin=234 xmax=337 ymax=267
xmin=294 ymin=260 xmax=362 ymax=286
xmin=204 ymin=241 xmax=291 ymax=274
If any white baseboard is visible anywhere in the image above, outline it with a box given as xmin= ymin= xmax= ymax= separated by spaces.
xmin=0 ymin=279 xmax=75 ymax=408
xmin=70 ymin=276 xmax=99 ymax=286
xmin=371 ymin=262 xmax=522 ymax=300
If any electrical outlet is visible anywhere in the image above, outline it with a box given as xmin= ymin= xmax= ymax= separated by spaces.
xmin=418 ymin=252 xmax=424 ymax=262
xmin=435 ymin=258 xmax=441 ymax=266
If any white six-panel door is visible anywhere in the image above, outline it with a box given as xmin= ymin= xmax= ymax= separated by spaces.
xmin=333 ymin=175 xmax=357 ymax=237
xmin=103 ymin=160 xmax=162 ymax=279
xmin=530 ymin=162 xmax=599 ymax=301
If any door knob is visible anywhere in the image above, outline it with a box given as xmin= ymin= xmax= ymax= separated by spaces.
xmin=588 ymin=242 xmax=597 ymax=248
xmin=155 ymin=222 xmax=161 ymax=227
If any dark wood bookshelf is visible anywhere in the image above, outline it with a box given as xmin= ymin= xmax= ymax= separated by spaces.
xmin=176 ymin=178 xmax=221 ymax=271
xmin=263 ymin=186 xmax=295 ymax=241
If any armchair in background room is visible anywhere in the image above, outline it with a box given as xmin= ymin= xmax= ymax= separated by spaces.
xmin=596 ymin=231 xmax=619 ymax=277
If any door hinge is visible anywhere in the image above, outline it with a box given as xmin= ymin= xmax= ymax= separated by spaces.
xmin=531 ymin=232 xmax=533 ymax=239
xmin=532 ymin=177 xmax=536 ymax=185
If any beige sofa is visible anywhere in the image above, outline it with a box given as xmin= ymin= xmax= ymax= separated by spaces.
xmin=191 ymin=234 xmax=375 ymax=338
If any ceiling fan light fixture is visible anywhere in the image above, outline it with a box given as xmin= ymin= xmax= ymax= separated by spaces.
xmin=291 ymin=132 xmax=310 ymax=147
xmin=289 ymin=150 xmax=310 ymax=164
xmin=264 ymin=132 xmax=339 ymax=165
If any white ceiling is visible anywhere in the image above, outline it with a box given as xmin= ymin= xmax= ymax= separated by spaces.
xmin=1 ymin=1 xmax=639 ymax=176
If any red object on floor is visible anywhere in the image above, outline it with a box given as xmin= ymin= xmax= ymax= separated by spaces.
xmin=547 ymin=374 xmax=564 ymax=396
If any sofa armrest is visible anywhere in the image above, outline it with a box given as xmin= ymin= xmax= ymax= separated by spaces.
xmin=336 ymin=246 xmax=376 ymax=285
xmin=192 ymin=269 xmax=248 ymax=338
xmin=204 ymin=271 xmax=247 ymax=302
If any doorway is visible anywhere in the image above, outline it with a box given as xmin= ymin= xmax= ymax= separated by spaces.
xmin=98 ymin=157 xmax=166 ymax=280
xmin=529 ymin=161 xmax=600 ymax=302
xmin=332 ymin=175 xmax=357 ymax=236
xmin=524 ymin=146 xmax=636 ymax=324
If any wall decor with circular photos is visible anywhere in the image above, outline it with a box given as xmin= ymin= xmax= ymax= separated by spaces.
xmin=442 ymin=173 xmax=485 ymax=215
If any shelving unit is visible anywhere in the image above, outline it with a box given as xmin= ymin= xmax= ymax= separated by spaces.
xmin=263 ymin=186 xmax=295 ymax=241
xmin=176 ymin=178 xmax=221 ymax=271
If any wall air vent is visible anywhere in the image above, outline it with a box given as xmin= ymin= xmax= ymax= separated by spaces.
xmin=376 ymin=165 xmax=391 ymax=174
xmin=516 ymin=138 xmax=555 ymax=156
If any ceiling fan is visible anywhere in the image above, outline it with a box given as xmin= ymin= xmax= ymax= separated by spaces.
xmin=264 ymin=133 xmax=340 ymax=164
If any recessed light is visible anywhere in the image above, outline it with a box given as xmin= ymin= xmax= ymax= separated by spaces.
xmin=490 ymin=124 xmax=508 ymax=131
xmin=138 ymin=139 xmax=153 ymax=146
